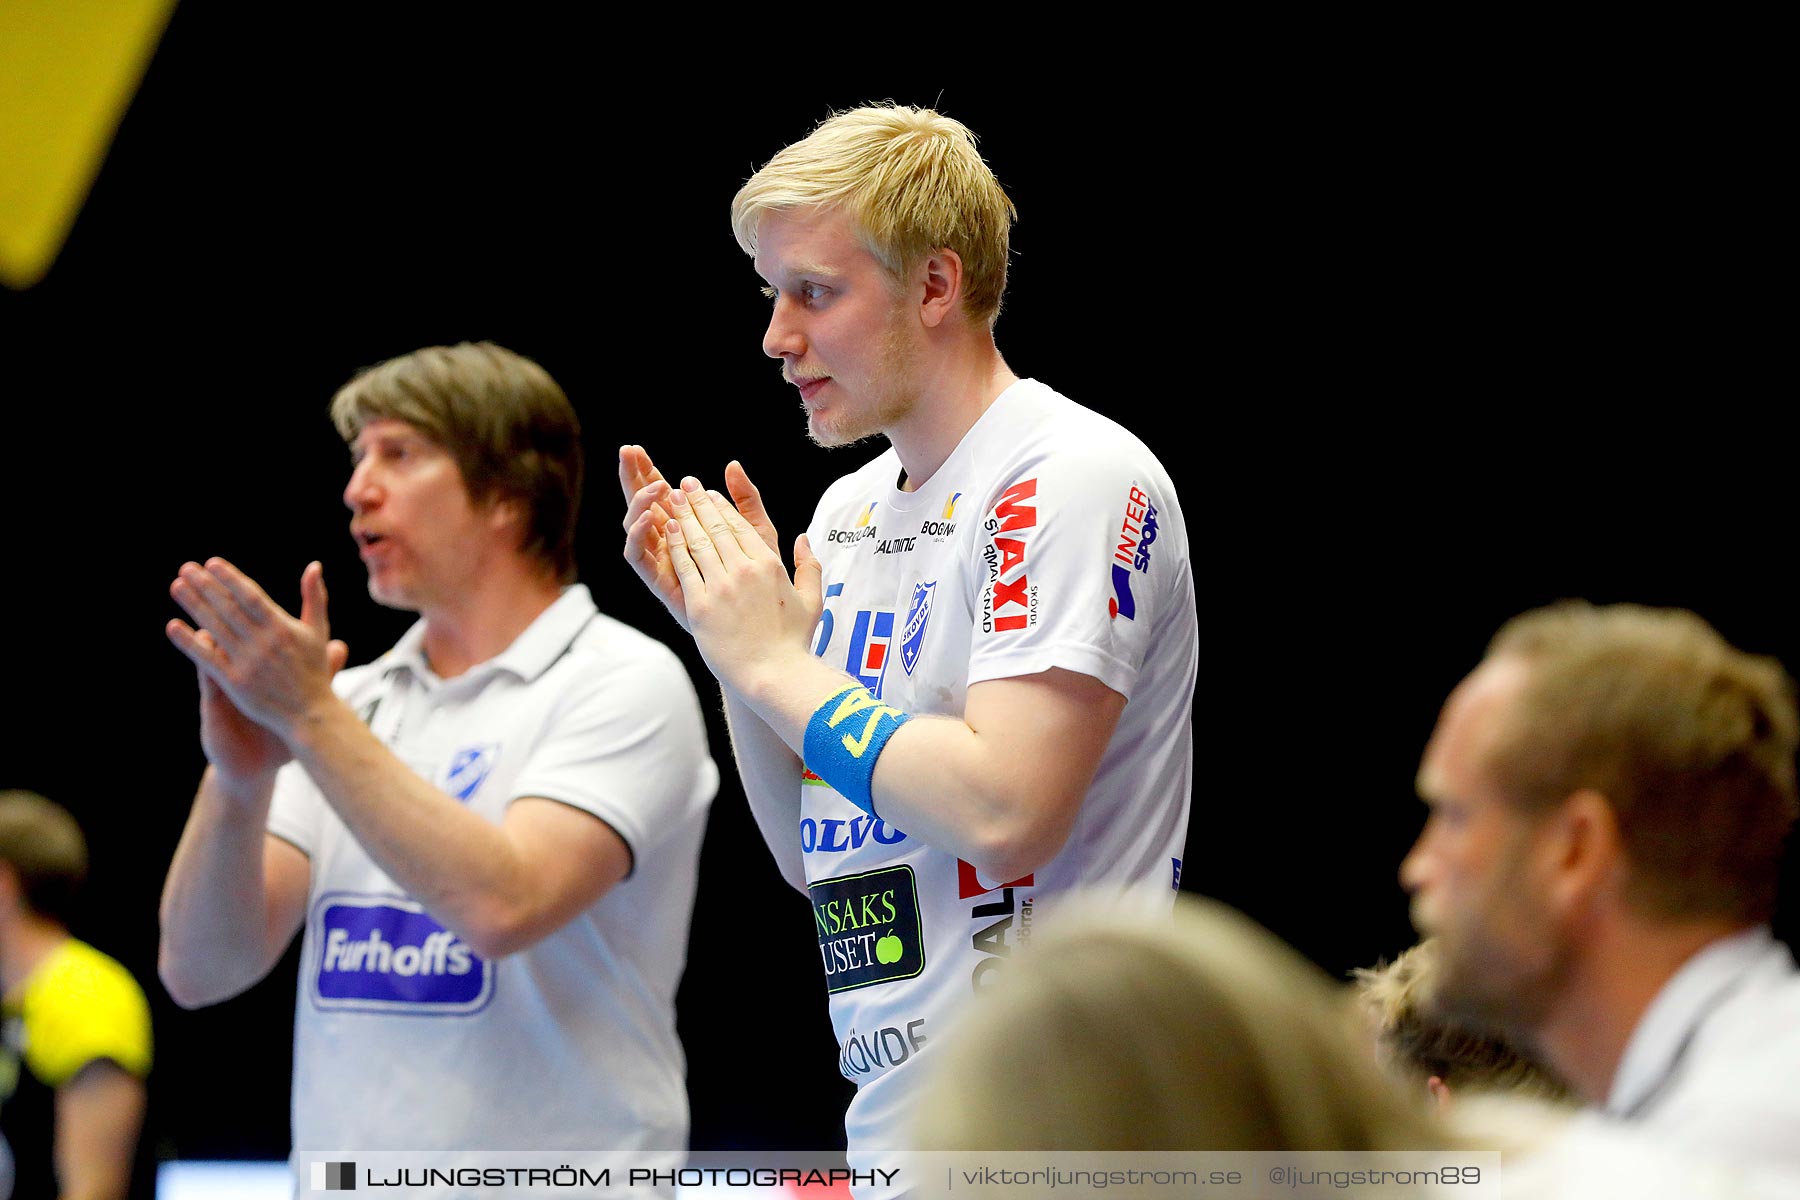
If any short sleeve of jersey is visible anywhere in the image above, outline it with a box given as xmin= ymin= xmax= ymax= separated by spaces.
xmin=266 ymin=758 xmax=322 ymax=856
xmin=18 ymin=942 xmax=153 ymax=1086
xmin=967 ymin=431 xmax=1182 ymax=699
xmin=507 ymin=638 xmax=718 ymax=866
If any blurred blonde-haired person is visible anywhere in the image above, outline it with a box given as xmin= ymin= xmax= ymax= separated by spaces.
xmin=1353 ymin=937 xmax=1573 ymax=1109
xmin=909 ymin=893 xmax=1797 ymax=1199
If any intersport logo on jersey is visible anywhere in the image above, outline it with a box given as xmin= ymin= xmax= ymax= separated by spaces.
xmin=310 ymin=894 xmax=492 ymax=1014
xmin=1107 ymin=483 xmax=1158 ymax=621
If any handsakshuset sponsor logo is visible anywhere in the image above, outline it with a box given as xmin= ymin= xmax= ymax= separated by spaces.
xmin=810 ymin=865 xmax=925 ymax=994
xmin=309 ymin=893 xmax=492 ymax=1015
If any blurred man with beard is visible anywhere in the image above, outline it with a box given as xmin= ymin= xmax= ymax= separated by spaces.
xmin=1402 ymin=600 xmax=1800 ymax=1168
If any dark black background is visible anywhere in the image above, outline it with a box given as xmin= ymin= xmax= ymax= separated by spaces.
xmin=1 ymin=7 xmax=1790 ymax=1169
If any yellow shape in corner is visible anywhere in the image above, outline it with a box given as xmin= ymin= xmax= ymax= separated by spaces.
xmin=0 ymin=0 xmax=179 ymax=290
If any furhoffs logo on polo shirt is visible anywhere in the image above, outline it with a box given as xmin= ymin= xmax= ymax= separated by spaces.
xmin=309 ymin=894 xmax=493 ymax=1015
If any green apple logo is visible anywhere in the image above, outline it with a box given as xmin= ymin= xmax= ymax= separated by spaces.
xmin=875 ymin=930 xmax=904 ymax=964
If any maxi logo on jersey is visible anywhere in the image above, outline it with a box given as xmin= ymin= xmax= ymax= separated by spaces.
xmin=901 ymin=581 xmax=935 ymax=675
xmin=981 ymin=478 xmax=1038 ymax=634
xmin=958 ymin=860 xmax=1034 ymax=989
xmin=1107 ymin=483 xmax=1158 ymax=621
xmin=810 ymin=865 xmax=926 ymax=994
xmin=310 ymin=894 xmax=492 ymax=1015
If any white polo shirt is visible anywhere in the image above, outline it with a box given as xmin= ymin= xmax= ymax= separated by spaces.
xmin=268 ymin=585 xmax=718 ymax=1175
xmin=1603 ymin=925 xmax=1800 ymax=1170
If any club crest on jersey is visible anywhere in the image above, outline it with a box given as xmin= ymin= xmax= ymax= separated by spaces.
xmin=444 ymin=743 xmax=499 ymax=802
xmin=309 ymin=894 xmax=491 ymax=1015
xmin=901 ymin=581 xmax=935 ymax=675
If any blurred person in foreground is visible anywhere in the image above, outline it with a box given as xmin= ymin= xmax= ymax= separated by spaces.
xmin=1403 ymin=601 xmax=1800 ymax=1168
xmin=1353 ymin=936 xmax=1573 ymax=1109
xmin=1 ymin=789 xmax=152 ymax=1200
xmin=158 ymin=343 xmax=717 ymax=1193
xmin=910 ymin=893 xmax=1796 ymax=1200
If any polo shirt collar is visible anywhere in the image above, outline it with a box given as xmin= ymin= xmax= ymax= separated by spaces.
xmin=1605 ymin=924 xmax=1775 ymax=1117
xmin=377 ymin=585 xmax=598 ymax=685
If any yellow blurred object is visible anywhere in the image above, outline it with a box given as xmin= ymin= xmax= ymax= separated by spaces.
xmin=0 ymin=0 xmax=179 ymax=290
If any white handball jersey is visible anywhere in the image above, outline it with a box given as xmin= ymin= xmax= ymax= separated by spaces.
xmin=267 ymin=585 xmax=718 ymax=1183
xmin=799 ymin=379 xmax=1197 ymax=1182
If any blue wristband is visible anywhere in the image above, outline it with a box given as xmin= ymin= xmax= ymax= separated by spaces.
xmin=803 ymin=683 xmax=913 ymax=817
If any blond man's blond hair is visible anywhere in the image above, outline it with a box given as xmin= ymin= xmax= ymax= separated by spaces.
xmin=730 ymin=104 xmax=1018 ymax=326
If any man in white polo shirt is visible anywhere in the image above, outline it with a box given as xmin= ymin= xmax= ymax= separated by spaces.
xmin=158 ymin=342 xmax=717 ymax=1188
xmin=1404 ymin=600 xmax=1800 ymax=1171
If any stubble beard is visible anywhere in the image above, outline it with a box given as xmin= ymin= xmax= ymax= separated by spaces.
xmin=1419 ymin=879 xmax=1570 ymax=1045
xmin=802 ymin=311 xmax=921 ymax=450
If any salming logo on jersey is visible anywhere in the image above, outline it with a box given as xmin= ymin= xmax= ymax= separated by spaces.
xmin=981 ymin=478 xmax=1037 ymax=634
xmin=1108 ymin=483 xmax=1157 ymax=621
xmin=310 ymin=896 xmax=492 ymax=1015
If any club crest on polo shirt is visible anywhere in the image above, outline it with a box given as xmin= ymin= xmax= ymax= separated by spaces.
xmin=309 ymin=894 xmax=492 ymax=1015
xmin=445 ymin=743 xmax=500 ymax=802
